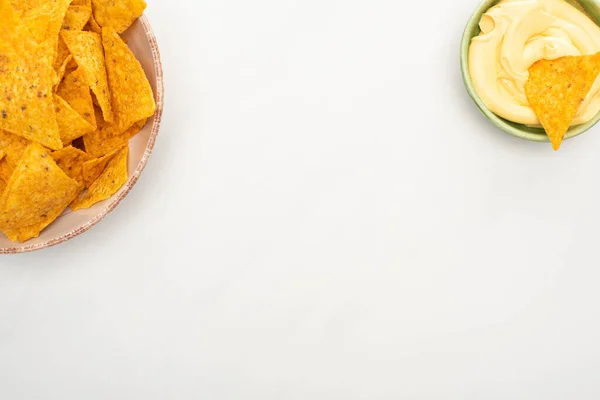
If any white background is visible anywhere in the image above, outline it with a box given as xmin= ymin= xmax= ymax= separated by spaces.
xmin=2 ymin=0 xmax=600 ymax=398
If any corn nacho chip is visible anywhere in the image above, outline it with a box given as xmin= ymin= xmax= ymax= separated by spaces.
xmin=1 ymin=0 xmax=39 ymax=58
xmin=0 ymin=159 xmax=13 ymax=184
xmin=82 ymin=144 xmax=123 ymax=187
xmin=20 ymin=3 xmax=53 ymax=44
xmin=83 ymin=111 xmax=145 ymax=157
xmin=8 ymin=0 xmax=44 ymax=12
xmin=4 ymin=137 xmax=29 ymax=170
xmin=61 ymin=30 xmax=113 ymax=123
xmin=0 ymin=143 xmax=79 ymax=242
xmin=91 ymin=0 xmax=146 ymax=34
xmin=56 ymin=67 xmax=97 ymax=128
xmin=63 ymin=5 xmax=92 ymax=32
xmin=71 ymin=0 xmax=91 ymax=6
xmin=71 ymin=145 xmax=128 ymax=210
xmin=54 ymin=94 xmax=95 ymax=144
xmin=103 ymin=27 xmax=155 ymax=131
xmin=525 ymin=53 xmax=600 ymax=150
xmin=0 ymin=47 xmax=62 ymax=150
xmin=51 ymin=145 xmax=92 ymax=187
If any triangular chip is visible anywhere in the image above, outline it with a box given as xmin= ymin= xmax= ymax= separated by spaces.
xmin=2 ymin=0 xmax=39 ymax=59
xmin=91 ymin=0 xmax=146 ymax=34
xmin=0 ymin=0 xmax=62 ymax=149
xmin=62 ymin=5 xmax=92 ymax=32
xmin=8 ymin=0 xmax=44 ymax=13
xmin=54 ymin=95 xmax=95 ymax=144
xmin=82 ymin=145 xmax=123 ymax=187
xmin=103 ymin=27 xmax=155 ymax=131
xmin=45 ymin=0 xmax=72 ymax=65
xmin=61 ymin=30 xmax=113 ymax=123
xmin=54 ymin=54 xmax=72 ymax=90
xmin=525 ymin=53 xmax=600 ymax=150
xmin=51 ymin=145 xmax=91 ymax=198
xmin=0 ymin=158 xmax=13 ymax=184
xmin=56 ymin=67 xmax=97 ymax=128
xmin=52 ymin=145 xmax=92 ymax=185
xmin=0 ymin=143 xmax=79 ymax=242
xmin=83 ymin=107 xmax=145 ymax=157
xmin=71 ymin=145 xmax=128 ymax=210
xmin=53 ymin=37 xmax=70 ymax=72
xmin=20 ymin=3 xmax=53 ymax=43
xmin=4 ymin=137 xmax=29 ymax=170
xmin=71 ymin=0 xmax=91 ymax=6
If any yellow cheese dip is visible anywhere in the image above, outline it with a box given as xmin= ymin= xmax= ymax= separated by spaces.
xmin=469 ymin=0 xmax=600 ymax=125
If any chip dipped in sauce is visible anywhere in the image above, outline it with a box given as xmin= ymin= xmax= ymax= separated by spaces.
xmin=469 ymin=0 xmax=600 ymax=127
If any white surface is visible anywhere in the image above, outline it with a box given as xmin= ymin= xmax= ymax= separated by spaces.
xmin=2 ymin=0 xmax=600 ymax=398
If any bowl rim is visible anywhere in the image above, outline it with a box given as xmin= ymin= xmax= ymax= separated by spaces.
xmin=460 ymin=0 xmax=600 ymax=143
xmin=0 ymin=14 xmax=165 ymax=255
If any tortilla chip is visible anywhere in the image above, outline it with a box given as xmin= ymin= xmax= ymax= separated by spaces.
xmin=525 ymin=53 xmax=600 ymax=150
xmin=82 ymin=145 xmax=123 ymax=187
xmin=8 ymin=0 xmax=44 ymax=12
xmin=56 ymin=68 xmax=97 ymax=128
xmin=0 ymin=143 xmax=79 ymax=242
xmin=53 ymin=54 xmax=72 ymax=89
xmin=61 ymin=30 xmax=113 ymax=123
xmin=83 ymin=111 xmax=145 ymax=157
xmin=62 ymin=5 xmax=92 ymax=31
xmin=86 ymin=12 xmax=102 ymax=33
xmin=4 ymin=137 xmax=29 ymax=170
xmin=51 ymin=145 xmax=92 ymax=186
xmin=54 ymin=94 xmax=95 ymax=144
xmin=71 ymin=145 xmax=127 ymax=210
xmin=0 ymin=159 xmax=13 ymax=183
xmin=53 ymin=37 xmax=70 ymax=71
xmin=71 ymin=0 xmax=91 ymax=6
xmin=91 ymin=0 xmax=146 ymax=34
xmin=1 ymin=0 xmax=39 ymax=59
xmin=102 ymin=28 xmax=155 ymax=130
xmin=0 ymin=50 xmax=61 ymax=149
xmin=20 ymin=3 xmax=53 ymax=44
xmin=0 ymin=130 xmax=22 ymax=152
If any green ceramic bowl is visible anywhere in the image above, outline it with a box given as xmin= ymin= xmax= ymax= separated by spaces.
xmin=460 ymin=0 xmax=600 ymax=142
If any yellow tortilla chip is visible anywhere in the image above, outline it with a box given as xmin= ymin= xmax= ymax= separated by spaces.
xmin=103 ymin=27 xmax=155 ymax=130
xmin=86 ymin=12 xmax=102 ymax=33
xmin=83 ymin=110 xmax=145 ymax=157
xmin=0 ymin=2 xmax=62 ymax=150
xmin=91 ymin=0 xmax=146 ymax=34
xmin=71 ymin=0 xmax=91 ymax=6
xmin=53 ymin=37 xmax=70 ymax=72
xmin=53 ymin=54 xmax=72 ymax=90
xmin=82 ymin=145 xmax=123 ymax=187
xmin=54 ymin=95 xmax=95 ymax=144
xmin=0 ymin=130 xmax=22 ymax=152
xmin=56 ymin=67 xmax=97 ymax=128
xmin=61 ymin=30 xmax=113 ymax=123
xmin=71 ymin=145 xmax=128 ymax=210
xmin=20 ymin=3 xmax=53 ymax=44
xmin=0 ymin=143 xmax=79 ymax=242
xmin=51 ymin=145 xmax=92 ymax=186
xmin=8 ymin=0 xmax=44 ymax=12
xmin=0 ymin=159 xmax=12 ymax=184
xmin=62 ymin=5 xmax=92 ymax=31
xmin=1 ymin=0 xmax=39 ymax=59
xmin=525 ymin=53 xmax=600 ymax=150
xmin=0 ymin=46 xmax=61 ymax=149
xmin=4 ymin=138 xmax=29 ymax=170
